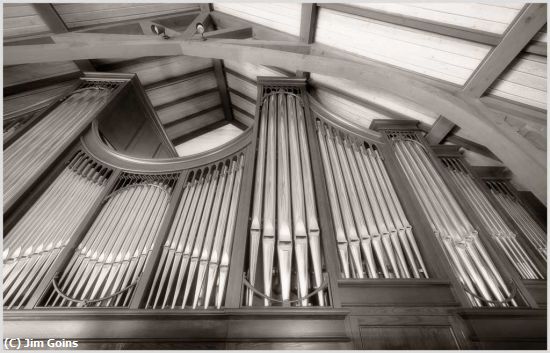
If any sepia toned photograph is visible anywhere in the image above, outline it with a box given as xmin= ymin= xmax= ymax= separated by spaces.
xmin=2 ymin=1 xmax=547 ymax=350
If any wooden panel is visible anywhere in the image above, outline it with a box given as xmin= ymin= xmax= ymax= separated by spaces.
xmin=3 ymin=62 xmax=79 ymax=88
xmin=227 ymin=341 xmax=351 ymax=350
xmin=311 ymin=88 xmax=391 ymax=129
xmin=523 ymin=280 xmax=547 ymax=307
xmin=233 ymin=108 xmax=254 ymax=127
xmin=213 ymin=3 xmax=301 ymax=36
xmin=310 ymin=73 xmax=439 ymax=126
xmin=146 ymin=71 xmax=218 ymax=107
xmin=229 ymin=92 xmax=256 ymax=116
xmin=54 ymin=3 xmax=199 ymax=29
xmin=157 ymin=91 xmax=221 ymax=124
xmin=350 ymin=3 xmax=523 ymax=34
xmin=487 ymin=53 xmax=547 ymax=110
xmin=360 ymin=325 xmax=459 ymax=349
xmin=107 ymin=56 xmax=213 ymax=86
xmin=226 ymin=72 xmax=257 ymax=100
xmin=165 ymin=108 xmax=225 ymax=140
xmin=3 ymin=80 xmax=77 ymax=118
xmin=338 ymin=280 xmax=459 ymax=307
xmin=224 ymin=60 xmax=288 ymax=82
xmin=316 ymin=8 xmax=491 ymax=85
xmin=175 ymin=123 xmax=244 ymax=156
xmin=3 ymin=4 xmax=51 ymax=39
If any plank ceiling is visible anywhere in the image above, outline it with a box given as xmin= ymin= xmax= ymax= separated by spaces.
xmin=3 ymin=2 xmax=547 ymax=159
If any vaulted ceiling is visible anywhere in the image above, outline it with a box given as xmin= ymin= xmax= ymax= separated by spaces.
xmin=3 ymin=3 xmax=547 ymax=201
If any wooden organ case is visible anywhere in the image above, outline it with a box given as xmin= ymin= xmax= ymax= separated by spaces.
xmin=3 ymin=76 xmax=546 ymax=350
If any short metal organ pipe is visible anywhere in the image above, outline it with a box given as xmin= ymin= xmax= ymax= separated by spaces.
xmin=4 ymin=152 xmax=109 ymax=309
xmin=391 ymin=135 xmax=516 ymax=307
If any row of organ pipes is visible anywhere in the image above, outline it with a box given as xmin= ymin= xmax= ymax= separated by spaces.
xmin=3 ymin=152 xmax=111 ymax=309
xmin=248 ymin=91 xmax=325 ymax=306
xmin=440 ymin=157 xmax=543 ymax=280
xmin=43 ymin=173 xmax=176 ymax=307
xmin=147 ymin=156 xmax=244 ymax=309
xmin=316 ymin=122 xmax=428 ymax=280
xmin=486 ymin=180 xmax=547 ymax=261
xmin=388 ymin=132 xmax=516 ymax=307
xmin=4 ymin=84 xmax=116 ymax=210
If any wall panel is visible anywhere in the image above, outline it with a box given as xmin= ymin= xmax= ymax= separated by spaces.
xmin=3 ymin=62 xmax=79 ymax=88
xmin=224 ymin=60 xmax=288 ymax=82
xmin=315 ymin=8 xmax=491 ymax=85
xmin=229 ymin=92 xmax=256 ymax=116
xmin=146 ymin=71 xmax=218 ymax=107
xmin=175 ymin=123 xmax=243 ymax=156
xmin=165 ymin=108 xmax=225 ymax=140
xmin=156 ymin=91 xmax=221 ymax=125
xmin=226 ymin=73 xmax=257 ymax=100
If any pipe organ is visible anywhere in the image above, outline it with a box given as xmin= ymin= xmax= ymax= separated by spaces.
xmin=486 ymin=180 xmax=547 ymax=261
xmin=4 ymin=81 xmax=121 ymax=210
xmin=3 ymin=76 xmax=546 ymax=349
xmin=438 ymin=154 xmax=543 ymax=280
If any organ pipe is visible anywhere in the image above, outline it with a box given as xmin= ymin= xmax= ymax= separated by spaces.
xmin=316 ymin=122 xmax=427 ymax=280
xmin=146 ymin=155 xmax=244 ymax=309
xmin=248 ymin=89 xmax=326 ymax=307
xmin=389 ymin=132 xmax=516 ymax=307
xmin=486 ymin=180 xmax=547 ymax=262
xmin=4 ymin=83 xmax=117 ymax=210
xmin=43 ymin=173 xmax=174 ymax=307
xmin=441 ymin=158 xmax=543 ymax=280
xmin=3 ymin=151 xmax=111 ymax=309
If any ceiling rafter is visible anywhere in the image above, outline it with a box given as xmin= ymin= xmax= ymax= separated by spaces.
xmin=462 ymin=3 xmax=547 ymax=98
xmin=297 ymin=3 xmax=318 ymax=78
xmin=32 ymin=4 xmax=95 ymax=72
xmin=425 ymin=116 xmax=456 ymax=145
xmin=318 ymin=3 xmax=501 ymax=46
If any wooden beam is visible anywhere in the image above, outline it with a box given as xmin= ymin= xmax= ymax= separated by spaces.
xmin=297 ymin=4 xmax=318 ymax=77
xmin=462 ymin=4 xmax=547 ymax=98
xmin=193 ymin=26 xmax=253 ymax=40
xmin=139 ymin=20 xmax=181 ymax=37
xmin=213 ymin=60 xmax=235 ymax=122
xmin=200 ymin=4 xmax=213 ymax=13
xmin=319 ymin=3 xmax=501 ymax=46
xmin=300 ymin=4 xmax=318 ymax=44
xmin=32 ymin=4 xmax=95 ymax=72
xmin=425 ymin=116 xmax=456 ymax=145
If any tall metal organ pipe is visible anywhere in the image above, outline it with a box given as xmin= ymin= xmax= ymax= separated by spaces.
xmin=389 ymin=132 xmax=516 ymax=307
xmin=316 ymin=122 xmax=427 ymax=280
xmin=441 ymin=158 xmax=543 ymax=280
xmin=486 ymin=181 xmax=547 ymax=261
xmin=146 ymin=155 xmax=244 ymax=309
xmin=248 ymin=90 xmax=326 ymax=307
xmin=4 ymin=86 xmax=115 ymax=209
xmin=43 ymin=173 xmax=174 ymax=307
xmin=3 ymin=151 xmax=111 ymax=309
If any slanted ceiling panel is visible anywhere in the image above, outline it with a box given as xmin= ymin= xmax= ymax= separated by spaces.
xmin=54 ymin=3 xmax=199 ymax=29
xmin=166 ymin=108 xmax=225 ymax=140
xmin=233 ymin=108 xmax=254 ymax=127
xmin=310 ymin=73 xmax=439 ymax=126
xmin=3 ymin=4 xmax=51 ymax=39
xmin=175 ymin=123 xmax=243 ymax=156
xmin=224 ymin=60 xmax=289 ymax=82
xmin=212 ymin=3 xmax=301 ymax=36
xmin=146 ymin=71 xmax=218 ymax=107
xmin=157 ymin=91 xmax=221 ymax=125
xmin=316 ymin=8 xmax=491 ymax=85
xmin=229 ymin=92 xmax=256 ymax=116
xmin=4 ymin=62 xmax=79 ymax=88
xmin=350 ymin=3 xmax=524 ymax=34
xmin=112 ymin=56 xmax=213 ymax=86
xmin=226 ymin=73 xmax=257 ymax=100
xmin=312 ymin=88 xmax=391 ymax=130
xmin=487 ymin=53 xmax=547 ymax=110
